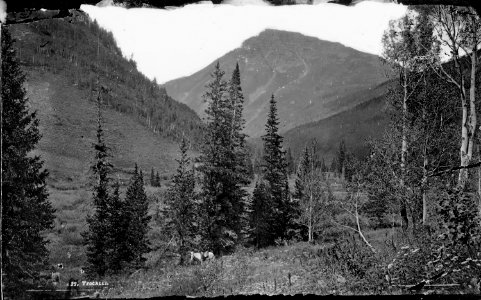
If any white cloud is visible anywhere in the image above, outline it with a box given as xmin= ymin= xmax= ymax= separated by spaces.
xmin=0 ymin=0 xmax=7 ymax=24
xmin=81 ymin=1 xmax=407 ymax=84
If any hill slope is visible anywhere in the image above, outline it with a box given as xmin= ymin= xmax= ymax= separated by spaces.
xmin=11 ymin=11 xmax=203 ymax=147
xmin=10 ymin=12 xmax=203 ymax=182
xmin=282 ymin=81 xmax=391 ymax=161
xmin=8 ymin=12 xmax=201 ymax=262
xmin=25 ymin=70 xmax=184 ymax=186
xmin=164 ymin=29 xmax=388 ymax=137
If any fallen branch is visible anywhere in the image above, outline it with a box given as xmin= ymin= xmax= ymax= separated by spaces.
xmin=406 ymin=270 xmax=451 ymax=291
xmin=428 ymin=161 xmax=481 ymax=177
xmin=353 ymin=196 xmax=376 ymax=254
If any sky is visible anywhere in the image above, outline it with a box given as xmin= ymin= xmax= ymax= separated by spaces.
xmin=81 ymin=0 xmax=407 ymax=84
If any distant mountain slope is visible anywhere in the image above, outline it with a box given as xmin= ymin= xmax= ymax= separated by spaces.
xmin=269 ymin=80 xmax=393 ymax=161
xmin=7 ymin=15 xmax=205 ymax=260
xmin=164 ymin=29 xmax=388 ymax=137
xmin=26 ymin=70 xmax=183 ymax=186
xmin=9 ymin=13 xmax=202 ymax=182
xmin=10 ymin=12 xmax=203 ymax=147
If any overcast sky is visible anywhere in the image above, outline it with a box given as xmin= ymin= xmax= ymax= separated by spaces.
xmin=81 ymin=0 xmax=407 ymax=84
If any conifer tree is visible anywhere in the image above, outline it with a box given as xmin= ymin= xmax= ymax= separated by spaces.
xmin=319 ymin=157 xmax=327 ymax=173
xmin=286 ymin=148 xmax=295 ymax=175
xmin=105 ymin=180 xmax=126 ymax=273
xmin=83 ymin=84 xmax=114 ymax=277
xmin=164 ymin=138 xmax=196 ymax=265
xmin=261 ymin=95 xmax=292 ymax=242
xmin=294 ymin=146 xmax=312 ymax=201
xmin=337 ymin=140 xmax=346 ymax=177
xmin=1 ymin=27 xmax=55 ymax=295
xmin=150 ymin=167 xmax=155 ymax=186
xmin=197 ymin=62 xmax=250 ymax=254
xmin=250 ymin=180 xmax=275 ymax=248
xmin=227 ymin=63 xmax=251 ymax=243
xmin=330 ymin=157 xmax=339 ymax=175
xmin=155 ymin=171 xmax=161 ymax=187
xmin=197 ymin=62 xmax=230 ymax=254
xmin=123 ymin=164 xmax=151 ymax=268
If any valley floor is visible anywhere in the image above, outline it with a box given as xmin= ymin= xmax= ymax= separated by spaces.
xmin=60 ymin=231 xmax=470 ymax=298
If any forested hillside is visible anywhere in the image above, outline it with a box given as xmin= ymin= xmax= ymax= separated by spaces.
xmin=10 ymin=11 xmax=203 ymax=146
xmin=283 ymin=80 xmax=392 ymax=161
xmin=6 ymin=12 xmax=203 ymax=278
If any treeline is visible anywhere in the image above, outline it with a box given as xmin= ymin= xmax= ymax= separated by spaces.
xmin=10 ymin=16 xmax=204 ymax=146
xmin=157 ymin=61 xmax=361 ymax=258
xmin=253 ymin=140 xmax=350 ymax=179
xmin=84 ymin=61 xmax=300 ymax=275
xmin=156 ymin=62 xmax=304 ymax=258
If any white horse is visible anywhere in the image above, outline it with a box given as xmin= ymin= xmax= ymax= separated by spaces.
xmin=51 ymin=272 xmax=60 ymax=285
xmin=203 ymin=251 xmax=215 ymax=260
xmin=189 ymin=251 xmax=215 ymax=264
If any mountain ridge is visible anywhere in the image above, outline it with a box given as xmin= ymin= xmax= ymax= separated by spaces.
xmin=163 ymin=29 xmax=389 ymax=137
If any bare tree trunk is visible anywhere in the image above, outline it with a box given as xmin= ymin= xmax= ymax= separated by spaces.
xmin=308 ymin=189 xmax=313 ymax=243
xmin=477 ymin=144 xmax=481 ymax=219
xmin=400 ymin=68 xmax=409 ymax=231
xmin=457 ymin=55 xmax=470 ymax=188
xmin=0 ymin=23 xmax=4 ymax=300
xmin=422 ymin=155 xmax=428 ymax=226
xmin=354 ymin=189 xmax=376 ymax=254
xmin=478 ymin=149 xmax=481 ymax=199
xmin=422 ymin=97 xmax=429 ymax=226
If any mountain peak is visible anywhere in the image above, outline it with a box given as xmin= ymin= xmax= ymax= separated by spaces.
xmin=165 ymin=29 xmax=388 ymax=137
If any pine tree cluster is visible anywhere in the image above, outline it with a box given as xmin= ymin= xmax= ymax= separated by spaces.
xmin=82 ymin=93 xmax=151 ymax=276
xmin=196 ymin=62 xmax=251 ymax=255
xmin=160 ymin=63 xmax=302 ymax=256
xmin=161 ymin=138 xmax=196 ymax=265
xmin=150 ymin=167 xmax=161 ymax=187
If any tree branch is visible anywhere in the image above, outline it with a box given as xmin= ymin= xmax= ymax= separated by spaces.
xmin=428 ymin=161 xmax=481 ymax=177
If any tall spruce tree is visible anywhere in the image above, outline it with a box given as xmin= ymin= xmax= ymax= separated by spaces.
xmin=227 ymin=63 xmax=250 ymax=243
xmin=261 ymin=95 xmax=292 ymax=242
xmin=164 ymin=138 xmax=196 ymax=265
xmin=123 ymin=164 xmax=151 ymax=268
xmin=197 ymin=62 xmax=250 ymax=254
xmin=82 ymin=85 xmax=114 ymax=277
xmin=197 ymin=62 xmax=230 ymax=254
xmin=1 ymin=27 xmax=55 ymax=295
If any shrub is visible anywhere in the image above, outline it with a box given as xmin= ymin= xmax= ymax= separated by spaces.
xmin=388 ymin=188 xmax=481 ymax=293
xmin=320 ymin=234 xmax=389 ymax=294
xmin=167 ymin=261 xmax=223 ymax=296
